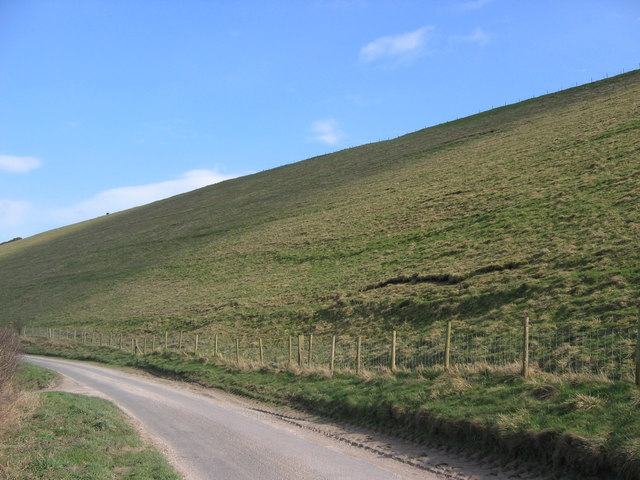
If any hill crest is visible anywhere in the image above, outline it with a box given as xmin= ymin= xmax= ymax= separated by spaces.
xmin=2 ymin=70 xmax=639 ymax=336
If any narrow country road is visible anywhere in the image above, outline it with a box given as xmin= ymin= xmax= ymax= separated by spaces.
xmin=24 ymin=355 xmax=439 ymax=480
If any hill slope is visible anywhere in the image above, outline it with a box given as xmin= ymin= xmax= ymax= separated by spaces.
xmin=2 ymin=71 xmax=639 ymax=336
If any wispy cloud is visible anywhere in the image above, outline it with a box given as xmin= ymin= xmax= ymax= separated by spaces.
xmin=50 ymin=168 xmax=243 ymax=225
xmin=0 ymin=155 xmax=42 ymax=173
xmin=457 ymin=0 xmax=493 ymax=11
xmin=359 ymin=26 xmax=433 ymax=65
xmin=451 ymin=27 xmax=490 ymax=46
xmin=0 ymin=200 xmax=31 ymax=240
xmin=310 ymin=119 xmax=345 ymax=146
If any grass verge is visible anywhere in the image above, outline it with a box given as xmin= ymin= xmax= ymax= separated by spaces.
xmin=22 ymin=337 xmax=640 ymax=480
xmin=0 ymin=359 xmax=180 ymax=480
xmin=16 ymin=362 xmax=58 ymax=391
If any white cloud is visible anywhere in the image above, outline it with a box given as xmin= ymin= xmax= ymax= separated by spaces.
xmin=51 ymin=168 xmax=242 ymax=225
xmin=359 ymin=26 xmax=433 ymax=64
xmin=0 ymin=200 xmax=31 ymax=232
xmin=0 ymin=155 xmax=42 ymax=173
xmin=310 ymin=119 xmax=345 ymax=146
xmin=451 ymin=27 xmax=490 ymax=46
xmin=457 ymin=0 xmax=492 ymax=11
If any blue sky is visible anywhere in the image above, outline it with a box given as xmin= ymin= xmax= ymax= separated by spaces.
xmin=1 ymin=0 xmax=639 ymax=240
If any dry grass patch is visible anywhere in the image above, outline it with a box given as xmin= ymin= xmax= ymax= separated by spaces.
xmin=562 ymin=393 xmax=606 ymax=411
xmin=429 ymin=372 xmax=473 ymax=399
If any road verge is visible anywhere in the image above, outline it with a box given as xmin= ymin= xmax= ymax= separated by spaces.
xmin=0 ymin=361 xmax=180 ymax=479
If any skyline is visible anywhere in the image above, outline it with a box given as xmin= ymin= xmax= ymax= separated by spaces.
xmin=1 ymin=0 xmax=639 ymax=240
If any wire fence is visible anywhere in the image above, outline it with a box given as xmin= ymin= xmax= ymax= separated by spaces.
xmin=23 ymin=321 xmax=640 ymax=382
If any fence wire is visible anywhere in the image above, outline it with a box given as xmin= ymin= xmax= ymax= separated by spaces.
xmin=24 ymin=324 xmax=639 ymax=381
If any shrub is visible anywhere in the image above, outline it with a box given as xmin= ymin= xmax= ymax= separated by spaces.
xmin=0 ymin=328 xmax=19 ymax=440
xmin=0 ymin=328 xmax=18 ymax=397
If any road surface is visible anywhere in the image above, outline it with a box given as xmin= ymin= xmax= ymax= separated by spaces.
xmin=24 ymin=355 xmax=441 ymax=480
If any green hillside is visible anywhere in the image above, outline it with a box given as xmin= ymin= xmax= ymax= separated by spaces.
xmin=2 ymin=71 xmax=639 ymax=336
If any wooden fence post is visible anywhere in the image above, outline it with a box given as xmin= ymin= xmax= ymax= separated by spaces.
xmin=391 ymin=330 xmax=397 ymax=372
xmin=356 ymin=336 xmax=362 ymax=374
xmin=444 ymin=321 xmax=452 ymax=370
xmin=119 ymin=334 xmax=123 ymax=350
xmin=635 ymin=314 xmax=640 ymax=386
xmin=522 ymin=317 xmax=530 ymax=378
xmin=152 ymin=335 xmax=156 ymax=352
xmin=259 ymin=338 xmax=264 ymax=364
xmin=235 ymin=337 xmax=240 ymax=365
xmin=215 ymin=334 xmax=219 ymax=357
xmin=307 ymin=334 xmax=313 ymax=367
xmin=330 ymin=336 xmax=336 ymax=372
xmin=179 ymin=331 xmax=183 ymax=350
xmin=194 ymin=334 xmax=199 ymax=355
xmin=298 ymin=335 xmax=303 ymax=367
xmin=288 ymin=336 xmax=293 ymax=366
xmin=164 ymin=331 xmax=168 ymax=352
xmin=143 ymin=337 xmax=147 ymax=354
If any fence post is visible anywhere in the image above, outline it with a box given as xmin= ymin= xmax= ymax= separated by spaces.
xmin=298 ymin=335 xmax=303 ymax=367
xmin=444 ymin=321 xmax=452 ymax=370
xmin=635 ymin=314 xmax=640 ymax=386
xmin=288 ymin=336 xmax=293 ymax=366
xmin=152 ymin=335 xmax=156 ymax=352
xmin=308 ymin=334 xmax=313 ymax=367
xmin=179 ymin=331 xmax=183 ymax=350
xmin=356 ymin=336 xmax=362 ymax=374
xmin=215 ymin=334 xmax=219 ymax=357
xmin=259 ymin=338 xmax=264 ymax=364
xmin=391 ymin=330 xmax=397 ymax=372
xmin=330 ymin=336 xmax=336 ymax=372
xmin=194 ymin=334 xmax=199 ymax=355
xmin=143 ymin=337 xmax=147 ymax=354
xmin=522 ymin=317 xmax=530 ymax=378
xmin=235 ymin=337 xmax=240 ymax=365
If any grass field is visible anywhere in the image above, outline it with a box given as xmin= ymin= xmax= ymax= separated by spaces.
xmin=0 ymin=362 xmax=179 ymax=479
xmin=0 ymin=71 xmax=638 ymax=339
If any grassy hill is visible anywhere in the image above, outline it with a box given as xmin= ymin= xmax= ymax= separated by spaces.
xmin=2 ymin=71 xmax=639 ymax=337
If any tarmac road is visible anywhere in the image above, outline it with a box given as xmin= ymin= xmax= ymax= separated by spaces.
xmin=24 ymin=355 xmax=439 ymax=480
